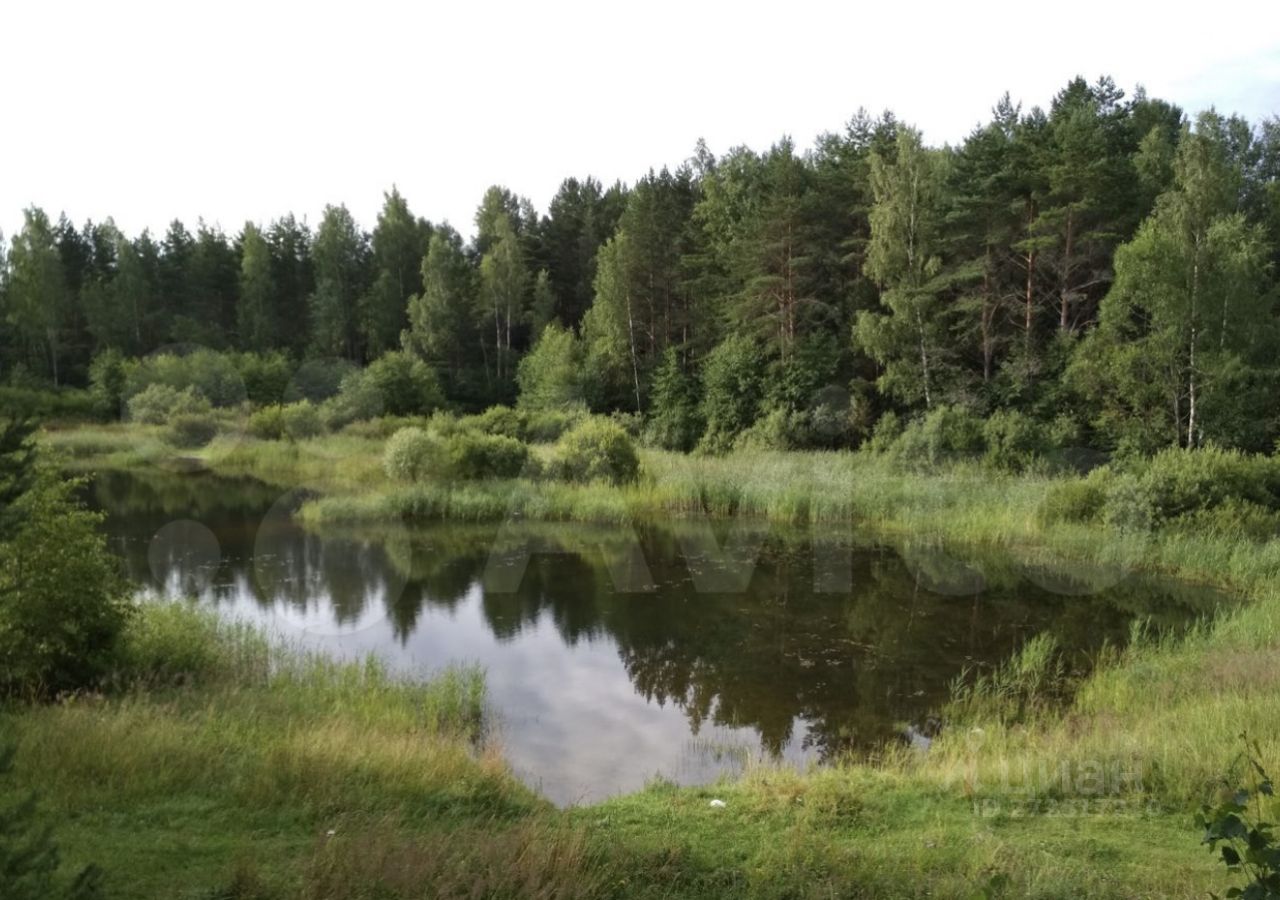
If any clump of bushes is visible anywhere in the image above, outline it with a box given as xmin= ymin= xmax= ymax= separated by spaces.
xmin=466 ymin=405 xmax=524 ymax=440
xmin=522 ymin=408 xmax=583 ymax=443
xmin=127 ymin=383 xmax=212 ymax=425
xmin=248 ymin=401 xmax=324 ymax=441
xmin=0 ymin=460 xmax=132 ymax=697
xmin=548 ymin=418 xmax=640 ymax=485
xmin=384 ymin=426 xmax=530 ymax=482
xmin=445 ymin=432 xmax=529 ymax=480
xmin=1038 ymin=446 xmax=1280 ymax=538
xmin=320 ymin=352 xmax=443 ymax=430
xmin=123 ymin=348 xmax=246 ymax=408
xmin=167 ymin=414 xmax=219 ymax=449
xmin=384 ymin=427 xmax=437 ymax=482
xmin=982 ymin=409 xmax=1049 ymax=473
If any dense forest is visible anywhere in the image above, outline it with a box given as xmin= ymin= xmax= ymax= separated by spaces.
xmin=4 ymin=75 xmax=1279 ymax=456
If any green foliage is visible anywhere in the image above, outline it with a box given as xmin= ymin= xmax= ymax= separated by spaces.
xmin=166 ymin=414 xmax=219 ymax=449
xmin=887 ymin=404 xmax=985 ymax=465
xmin=0 ymin=744 xmax=104 ymax=900
xmin=517 ymin=323 xmax=583 ymax=411
xmin=126 ymin=384 xmax=212 ymax=425
xmin=320 ymin=370 xmax=385 ymax=430
xmin=364 ymin=351 xmax=444 ymax=417
xmin=1038 ymin=470 xmax=1113 ymax=525
xmin=644 ymin=348 xmax=702 ymax=452
xmin=248 ymin=401 xmax=324 ymax=442
xmin=231 ymin=352 xmax=293 ymax=406
xmin=383 ymin=427 xmax=438 ymax=483
xmin=467 ymin=405 xmax=523 ymax=440
xmin=0 ymin=419 xmax=37 ymax=541
xmin=0 ymin=465 xmax=131 ymax=697
xmin=88 ymin=350 xmax=127 ymax=419
xmin=444 ymin=431 xmax=529 ymax=480
xmin=521 ymin=409 xmax=583 ymax=444
xmin=548 ymin=418 xmax=640 ymax=485
xmin=123 ymin=350 xmax=246 ymax=408
xmin=982 ymin=409 xmax=1049 ymax=472
xmin=0 ymin=387 xmax=98 ymax=423
xmin=246 ymin=405 xmax=287 ymax=440
xmin=698 ymin=334 xmax=763 ymax=454
xmin=1196 ymin=738 xmax=1280 ymax=899
xmin=279 ymin=401 xmax=324 ymax=440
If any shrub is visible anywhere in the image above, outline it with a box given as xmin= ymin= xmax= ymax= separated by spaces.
xmin=1037 ymin=470 xmax=1112 ymax=525
xmin=549 ymin=418 xmax=640 ymax=485
xmin=865 ymin=410 xmax=903 ymax=453
xmin=320 ymin=370 xmax=385 ymax=430
xmin=890 ymin=404 xmax=985 ymax=466
xmin=983 ymin=409 xmax=1048 ymax=472
xmin=444 ymin=431 xmax=529 ymax=480
xmin=1100 ymin=474 xmax=1157 ymax=532
xmin=698 ymin=334 xmax=763 ymax=454
xmin=286 ymin=358 xmax=358 ymax=403
xmin=517 ymin=323 xmax=584 ymax=411
xmin=384 ymin=427 xmax=439 ymax=482
xmin=127 ymin=384 xmax=212 ymax=424
xmin=644 ymin=348 xmax=702 ymax=452
xmin=247 ymin=404 xmax=288 ymax=440
xmin=364 ymin=351 xmax=444 ymax=417
xmin=1138 ymin=446 xmax=1280 ymax=521
xmin=522 ymin=408 xmax=583 ymax=443
xmin=232 ymin=351 xmax=293 ymax=406
xmin=734 ymin=406 xmax=797 ymax=451
xmin=88 ymin=349 xmax=127 ymax=419
xmin=167 ymin=413 xmax=219 ymax=449
xmin=0 ymin=386 xmax=98 ymax=423
xmin=280 ymin=400 xmax=324 ymax=440
xmin=0 ymin=465 xmax=132 ymax=696
xmin=123 ymin=349 xmax=246 ymax=407
xmin=466 ymin=405 xmax=524 ymax=440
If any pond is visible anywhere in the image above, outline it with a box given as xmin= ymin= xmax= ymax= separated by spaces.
xmin=86 ymin=468 xmax=1227 ymax=806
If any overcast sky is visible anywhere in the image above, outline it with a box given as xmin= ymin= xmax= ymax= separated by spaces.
xmin=3 ymin=0 xmax=1278 ymax=243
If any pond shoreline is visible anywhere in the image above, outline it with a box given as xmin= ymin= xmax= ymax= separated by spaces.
xmin=15 ymin=422 xmax=1280 ymax=897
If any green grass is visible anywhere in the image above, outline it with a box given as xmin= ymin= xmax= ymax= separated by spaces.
xmin=27 ymin=423 xmax=1280 ymax=897
xmin=4 ymin=605 xmax=1242 ymax=900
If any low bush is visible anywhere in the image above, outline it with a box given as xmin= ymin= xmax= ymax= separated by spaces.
xmin=320 ymin=370 xmax=385 ymax=429
xmin=548 ymin=418 xmax=640 ymax=485
xmin=522 ymin=408 xmax=583 ymax=443
xmin=384 ymin=427 xmax=439 ymax=483
xmin=122 ymin=349 xmax=246 ymax=408
xmin=364 ymin=351 xmax=445 ymax=417
xmin=127 ymin=384 xmax=212 ymax=425
xmin=445 ymin=431 xmax=529 ymax=480
xmin=0 ymin=465 xmax=132 ymax=697
xmin=0 ymin=386 xmax=98 ymax=423
xmin=983 ymin=409 xmax=1049 ymax=472
xmin=1037 ymin=470 xmax=1112 ymax=525
xmin=167 ymin=413 xmax=219 ymax=449
xmin=467 ymin=405 xmax=524 ymax=440
xmin=890 ymin=404 xmax=985 ymax=465
xmin=280 ymin=400 xmax=324 ymax=440
xmin=247 ymin=404 xmax=287 ymax=440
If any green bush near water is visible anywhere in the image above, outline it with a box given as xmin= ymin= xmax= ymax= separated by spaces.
xmin=125 ymin=384 xmax=212 ymax=425
xmin=547 ymin=418 xmax=640 ymax=485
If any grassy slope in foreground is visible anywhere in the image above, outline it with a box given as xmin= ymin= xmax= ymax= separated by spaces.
xmin=29 ymin=423 xmax=1280 ymax=897
xmin=4 ymin=603 xmax=1245 ymax=900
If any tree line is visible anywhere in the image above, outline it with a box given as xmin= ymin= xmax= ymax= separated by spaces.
xmin=3 ymin=75 xmax=1279 ymax=455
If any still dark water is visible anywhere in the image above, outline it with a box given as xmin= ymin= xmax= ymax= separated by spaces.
xmin=87 ymin=469 xmax=1226 ymax=805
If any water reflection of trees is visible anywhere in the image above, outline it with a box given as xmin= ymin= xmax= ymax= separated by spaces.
xmin=94 ymin=472 xmax=1230 ymax=761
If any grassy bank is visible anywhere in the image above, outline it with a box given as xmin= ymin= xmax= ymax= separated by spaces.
xmin=26 ymin=422 xmax=1280 ymax=897
xmin=3 ymin=602 xmax=1246 ymax=899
